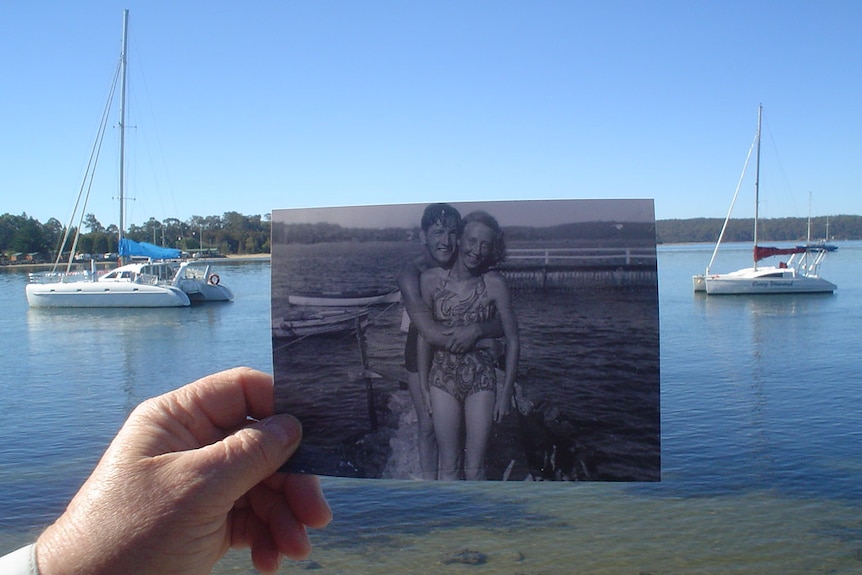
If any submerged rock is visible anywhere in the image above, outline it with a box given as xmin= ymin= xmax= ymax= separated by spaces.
xmin=442 ymin=548 xmax=488 ymax=565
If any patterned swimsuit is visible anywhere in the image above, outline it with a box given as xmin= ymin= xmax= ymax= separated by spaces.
xmin=428 ymin=271 xmax=497 ymax=402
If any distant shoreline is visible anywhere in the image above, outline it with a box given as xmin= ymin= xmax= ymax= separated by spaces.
xmin=224 ymin=253 xmax=271 ymax=261
xmin=2 ymin=253 xmax=271 ymax=273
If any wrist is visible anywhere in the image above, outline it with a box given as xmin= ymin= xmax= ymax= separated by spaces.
xmin=37 ymin=520 xmax=88 ymax=575
xmin=37 ymin=510 xmax=119 ymax=575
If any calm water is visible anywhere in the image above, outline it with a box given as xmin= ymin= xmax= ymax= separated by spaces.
xmin=272 ymin=241 xmax=659 ymax=481
xmin=2 ymin=245 xmax=862 ymax=574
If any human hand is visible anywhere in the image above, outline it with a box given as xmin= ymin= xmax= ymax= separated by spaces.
xmin=420 ymin=384 xmax=432 ymax=416
xmin=445 ymin=324 xmax=481 ymax=353
xmin=493 ymin=394 xmax=512 ymax=422
xmin=36 ymin=367 xmax=331 ymax=575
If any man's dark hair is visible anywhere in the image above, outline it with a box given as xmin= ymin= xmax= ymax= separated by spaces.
xmin=421 ymin=203 xmax=461 ymax=231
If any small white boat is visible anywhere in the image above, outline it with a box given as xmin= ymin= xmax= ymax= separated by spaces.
xmin=693 ymin=105 xmax=836 ymax=295
xmin=287 ymin=288 xmax=400 ymax=307
xmin=701 ymin=256 xmax=837 ymax=295
xmin=26 ymin=261 xmax=190 ymax=308
xmin=173 ymin=261 xmax=234 ymax=302
xmin=272 ymin=307 xmax=370 ymax=339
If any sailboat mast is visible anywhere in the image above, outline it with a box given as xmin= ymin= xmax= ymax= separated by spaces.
xmin=118 ymin=9 xmax=129 ymax=259
xmin=753 ymin=104 xmax=762 ymax=270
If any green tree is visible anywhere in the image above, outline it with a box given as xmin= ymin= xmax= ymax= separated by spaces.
xmin=84 ymin=213 xmax=104 ymax=233
xmin=11 ymin=216 xmax=48 ymax=254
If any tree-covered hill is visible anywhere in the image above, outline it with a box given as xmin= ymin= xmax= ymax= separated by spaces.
xmin=655 ymin=214 xmax=862 ymax=244
xmin=0 ymin=212 xmax=270 ymax=261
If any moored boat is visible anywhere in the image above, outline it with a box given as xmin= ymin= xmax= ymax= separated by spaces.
xmin=693 ymin=105 xmax=836 ymax=296
xmin=172 ymin=261 xmax=234 ymax=302
xmin=27 ymin=260 xmax=190 ymax=308
xmin=287 ymin=288 xmax=400 ymax=307
xmin=24 ymin=11 xmax=197 ymax=309
xmin=272 ymin=307 xmax=370 ymax=339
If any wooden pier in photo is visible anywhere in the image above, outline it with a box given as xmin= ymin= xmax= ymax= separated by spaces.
xmin=500 ymin=247 xmax=657 ymax=290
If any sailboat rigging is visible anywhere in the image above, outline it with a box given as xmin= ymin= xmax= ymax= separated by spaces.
xmin=25 ymin=10 xmax=193 ymax=308
xmin=692 ymin=105 xmax=837 ymax=295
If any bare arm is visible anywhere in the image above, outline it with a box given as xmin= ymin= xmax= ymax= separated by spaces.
xmin=397 ymin=257 xmax=452 ymax=347
xmin=416 ymin=333 xmax=433 ymax=416
xmin=398 ymin=258 xmax=502 ymax=351
xmin=487 ymin=273 xmax=520 ymax=421
xmin=415 ymin=270 xmax=443 ymax=413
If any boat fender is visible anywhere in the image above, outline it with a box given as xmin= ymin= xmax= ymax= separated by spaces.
xmin=209 ymin=274 xmax=220 ymax=286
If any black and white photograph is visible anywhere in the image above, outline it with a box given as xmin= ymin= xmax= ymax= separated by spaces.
xmin=272 ymin=199 xmax=660 ymax=481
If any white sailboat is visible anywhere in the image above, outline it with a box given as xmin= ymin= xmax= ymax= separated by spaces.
xmin=692 ymin=105 xmax=836 ymax=295
xmin=26 ymin=10 xmax=191 ymax=308
xmin=796 ymin=196 xmax=838 ymax=253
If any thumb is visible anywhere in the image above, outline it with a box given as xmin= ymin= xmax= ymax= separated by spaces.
xmin=194 ymin=414 xmax=303 ymax=502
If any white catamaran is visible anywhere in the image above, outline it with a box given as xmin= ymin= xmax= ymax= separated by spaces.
xmin=26 ymin=11 xmax=231 ymax=308
xmin=692 ymin=105 xmax=837 ymax=296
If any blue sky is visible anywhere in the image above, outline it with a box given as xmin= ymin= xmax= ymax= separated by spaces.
xmin=2 ymin=1 xmax=860 ymax=228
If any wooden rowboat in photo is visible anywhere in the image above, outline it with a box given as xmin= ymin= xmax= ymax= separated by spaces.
xmin=272 ymin=307 xmax=370 ymax=339
xmin=287 ymin=288 xmax=400 ymax=307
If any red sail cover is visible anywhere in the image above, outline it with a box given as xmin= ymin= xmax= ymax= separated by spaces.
xmin=754 ymin=245 xmax=806 ymax=262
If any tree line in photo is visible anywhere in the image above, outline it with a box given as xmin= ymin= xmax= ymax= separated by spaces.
xmin=270 ymin=219 xmax=658 ymax=246
xmin=3 ymin=211 xmax=862 ymax=262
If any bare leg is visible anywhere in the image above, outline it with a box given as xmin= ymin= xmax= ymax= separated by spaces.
xmin=430 ymin=386 xmax=463 ymax=481
xmin=463 ymin=390 xmax=495 ymax=481
xmin=406 ymin=371 xmax=437 ymax=480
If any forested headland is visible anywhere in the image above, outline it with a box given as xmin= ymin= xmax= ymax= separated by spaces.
xmin=655 ymin=214 xmax=862 ymax=244
xmin=0 ymin=212 xmax=270 ymax=263
xmin=3 ymin=211 xmax=861 ymax=264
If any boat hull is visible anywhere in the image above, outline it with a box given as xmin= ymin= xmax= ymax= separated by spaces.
xmin=25 ymin=281 xmax=191 ymax=307
xmin=704 ymin=268 xmax=837 ymax=295
xmin=182 ymin=283 xmax=235 ymax=303
xmin=173 ymin=262 xmax=234 ymax=302
xmin=272 ymin=308 xmax=369 ymax=339
xmin=287 ymin=289 xmax=400 ymax=307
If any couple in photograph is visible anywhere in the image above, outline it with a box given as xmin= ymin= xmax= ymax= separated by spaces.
xmin=397 ymin=204 xmax=520 ymax=480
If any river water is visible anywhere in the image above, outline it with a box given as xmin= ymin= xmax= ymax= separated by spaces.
xmin=1 ymin=244 xmax=861 ymax=574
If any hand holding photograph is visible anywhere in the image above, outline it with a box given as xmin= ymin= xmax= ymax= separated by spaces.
xmin=272 ymin=199 xmax=660 ymax=481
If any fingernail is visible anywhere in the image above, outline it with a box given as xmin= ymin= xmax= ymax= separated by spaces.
xmin=261 ymin=414 xmax=301 ymax=448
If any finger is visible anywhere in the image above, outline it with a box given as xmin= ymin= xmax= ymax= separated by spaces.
xmin=181 ymin=367 xmax=276 ymax=429
xmin=192 ymin=414 xmax=303 ymax=503
xmin=229 ymin=504 xmax=281 ymax=572
xmin=131 ymin=367 xmax=276 ymax=455
xmin=281 ymin=474 xmax=332 ymax=529
xmin=250 ymin=524 xmax=283 ymax=574
xmin=270 ymin=498 xmax=312 ymax=560
xmin=248 ymin=483 xmax=313 ymax=560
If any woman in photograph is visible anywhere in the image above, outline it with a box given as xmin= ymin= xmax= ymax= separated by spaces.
xmin=418 ymin=210 xmax=519 ymax=480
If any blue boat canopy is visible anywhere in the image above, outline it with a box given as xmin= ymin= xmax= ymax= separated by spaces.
xmin=119 ymin=238 xmax=181 ymax=260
